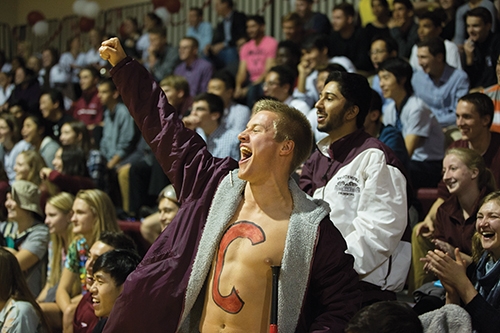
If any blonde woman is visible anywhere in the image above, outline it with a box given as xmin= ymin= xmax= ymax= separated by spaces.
xmin=37 ymin=192 xmax=75 ymax=330
xmin=55 ymin=189 xmax=120 ymax=333
xmin=14 ymin=150 xmax=59 ymax=208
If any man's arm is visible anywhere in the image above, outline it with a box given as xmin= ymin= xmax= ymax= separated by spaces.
xmin=344 ymin=157 xmax=408 ymax=275
xmin=100 ymin=38 xmax=237 ymax=203
xmin=404 ymin=134 xmax=423 ymax=158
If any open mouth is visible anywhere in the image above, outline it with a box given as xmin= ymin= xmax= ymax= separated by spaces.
xmin=240 ymin=147 xmax=252 ymax=161
xmin=481 ymin=231 xmax=495 ymax=239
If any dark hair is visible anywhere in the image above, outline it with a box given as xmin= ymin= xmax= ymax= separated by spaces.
xmin=247 ymin=15 xmax=265 ymax=26
xmin=0 ymin=248 xmax=50 ymax=332
xmin=41 ymin=88 xmax=66 ymax=112
xmin=417 ymin=36 xmax=446 ymax=58
xmin=302 ymin=34 xmax=330 ymax=53
xmin=345 ymin=301 xmax=423 ymax=333
xmin=220 ymin=0 xmax=234 ymax=9
xmin=466 ymin=7 xmax=493 ymax=25
xmin=277 ymin=40 xmax=302 ymax=63
xmin=333 ymin=2 xmax=355 ymax=17
xmin=269 ymin=65 xmax=297 ymax=95
xmin=378 ymin=57 xmax=414 ymax=95
xmin=317 ymin=63 xmax=348 ymax=74
xmin=61 ymin=145 xmax=89 ymax=177
xmin=459 ymin=92 xmax=495 ymax=127
xmin=371 ymin=0 xmax=390 ymax=10
xmin=0 ymin=112 xmax=22 ymax=144
xmin=99 ymin=231 xmax=137 ymax=252
xmin=92 ymin=249 xmax=141 ymax=287
xmin=25 ymin=113 xmax=51 ymax=141
xmin=62 ymin=120 xmax=92 ymax=155
xmin=371 ymin=35 xmax=399 ymax=55
xmin=181 ymin=36 xmax=199 ymax=49
xmin=370 ymin=89 xmax=383 ymax=113
xmin=418 ymin=10 xmax=444 ymax=29
xmin=393 ymin=0 xmax=414 ymax=11
xmin=145 ymin=12 xmax=163 ymax=28
xmin=125 ymin=17 xmax=138 ymax=29
xmin=189 ymin=7 xmax=203 ymax=17
xmin=193 ymin=92 xmax=225 ymax=115
xmin=99 ymin=77 xmax=117 ymax=92
xmin=325 ymin=71 xmax=372 ymax=129
xmin=211 ymin=70 xmax=236 ymax=90
xmin=80 ymin=66 xmax=101 ymax=80
xmin=149 ymin=26 xmax=167 ymax=38
xmin=42 ymin=47 xmax=60 ymax=66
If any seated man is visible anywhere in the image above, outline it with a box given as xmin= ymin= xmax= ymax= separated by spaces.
xmin=388 ymin=0 xmax=419 ymax=59
xmin=90 ymin=249 xmax=141 ymax=333
xmin=99 ymin=37 xmax=361 ymax=332
xmin=183 ymin=92 xmax=241 ymax=160
xmin=412 ymin=37 xmax=469 ymax=130
xmin=207 ymin=70 xmax=250 ymax=133
xmin=263 ymin=65 xmax=310 ymax=115
xmin=300 ymin=71 xmax=411 ymax=306
xmin=72 ymin=232 xmax=137 ymax=333
xmin=379 ymin=57 xmax=444 ymax=188
xmin=234 ymin=15 xmax=277 ymax=105
xmin=408 ymin=11 xmax=461 ymax=70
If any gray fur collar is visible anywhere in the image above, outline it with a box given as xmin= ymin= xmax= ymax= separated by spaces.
xmin=179 ymin=170 xmax=330 ymax=332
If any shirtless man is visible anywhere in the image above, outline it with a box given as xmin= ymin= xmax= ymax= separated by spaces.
xmin=99 ymin=37 xmax=361 ymax=333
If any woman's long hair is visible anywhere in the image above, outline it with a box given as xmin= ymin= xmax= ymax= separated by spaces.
xmin=74 ymin=189 xmax=120 ymax=245
xmin=0 ymin=248 xmax=51 ymax=332
xmin=46 ymin=192 xmax=75 ymax=288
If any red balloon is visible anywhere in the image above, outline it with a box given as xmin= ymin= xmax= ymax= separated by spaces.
xmin=151 ymin=0 xmax=168 ymax=10
xmin=79 ymin=17 xmax=95 ymax=33
xmin=166 ymin=0 xmax=181 ymax=14
xmin=27 ymin=10 xmax=45 ymax=26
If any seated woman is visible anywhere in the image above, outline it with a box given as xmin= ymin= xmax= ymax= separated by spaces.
xmin=21 ymin=113 xmax=59 ymax=169
xmin=426 ymin=191 xmax=500 ymax=333
xmin=55 ymin=189 xmax=120 ymax=333
xmin=0 ymin=247 xmax=49 ymax=332
xmin=140 ymin=184 xmax=180 ymax=244
xmin=59 ymin=120 xmax=107 ymax=191
xmin=0 ymin=112 xmax=32 ymax=184
xmin=37 ymin=192 xmax=75 ymax=330
xmin=0 ymin=180 xmax=49 ymax=297
xmin=14 ymin=149 xmax=58 ymax=209
xmin=39 ymin=145 xmax=95 ymax=195
xmin=411 ymin=147 xmax=496 ymax=292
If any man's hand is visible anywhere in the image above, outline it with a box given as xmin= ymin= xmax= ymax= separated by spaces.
xmin=415 ymin=220 xmax=434 ymax=238
xmin=99 ymin=37 xmax=127 ymax=67
xmin=182 ymin=115 xmax=201 ymax=130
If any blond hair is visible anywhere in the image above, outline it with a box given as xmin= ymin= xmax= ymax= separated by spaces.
xmin=75 ymin=189 xmax=120 ymax=245
xmin=18 ymin=150 xmax=46 ymax=185
xmin=46 ymin=192 xmax=75 ymax=287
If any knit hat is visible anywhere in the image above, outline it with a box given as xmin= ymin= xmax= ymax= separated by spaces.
xmin=11 ymin=180 xmax=43 ymax=217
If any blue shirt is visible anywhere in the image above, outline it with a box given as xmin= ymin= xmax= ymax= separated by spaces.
xmin=186 ymin=21 xmax=213 ymax=56
xmin=174 ymin=58 xmax=214 ymax=97
xmin=412 ymin=64 xmax=470 ymax=128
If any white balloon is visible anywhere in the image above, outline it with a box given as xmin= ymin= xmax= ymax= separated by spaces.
xmin=83 ymin=1 xmax=101 ymax=19
xmin=154 ymin=7 xmax=171 ymax=25
xmin=33 ymin=20 xmax=49 ymax=36
xmin=72 ymin=0 xmax=87 ymax=16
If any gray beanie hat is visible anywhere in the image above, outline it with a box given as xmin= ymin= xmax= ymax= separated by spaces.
xmin=11 ymin=180 xmax=43 ymax=217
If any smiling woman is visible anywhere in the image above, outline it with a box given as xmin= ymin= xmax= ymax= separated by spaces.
xmin=426 ymin=191 xmax=500 ymax=333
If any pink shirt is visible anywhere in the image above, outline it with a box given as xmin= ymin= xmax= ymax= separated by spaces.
xmin=239 ymin=36 xmax=278 ymax=83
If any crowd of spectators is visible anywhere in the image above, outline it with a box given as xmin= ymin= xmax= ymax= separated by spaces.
xmin=1 ymin=0 xmax=500 ymax=331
